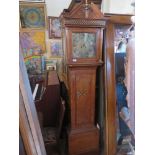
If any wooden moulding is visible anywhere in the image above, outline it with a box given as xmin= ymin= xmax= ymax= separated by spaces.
xmin=104 ymin=13 xmax=133 ymax=24
xmin=104 ymin=22 xmax=117 ymax=155
xmin=104 ymin=14 xmax=133 ymax=155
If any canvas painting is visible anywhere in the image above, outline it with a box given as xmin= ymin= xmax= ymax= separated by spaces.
xmin=20 ymin=31 xmax=46 ymax=58
xmin=72 ymin=32 xmax=96 ymax=58
xmin=20 ymin=3 xmax=46 ymax=29
xmin=24 ymin=55 xmax=42 ymax=75
xmin=45 ymin=58 xmax=63 ymax=74
xmin=48 ymin=17 xmax=61 ymax=38
xmin=45 ymin=58 xmax=57 ymax=71
xmin=50 ymin=40 xmax=63 ymax=57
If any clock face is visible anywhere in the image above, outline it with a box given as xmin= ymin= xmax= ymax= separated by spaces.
xmin=72 ymin=33 xmax=96 ymax=58
xmin=20 ymin=5 xmax=45 ymax=28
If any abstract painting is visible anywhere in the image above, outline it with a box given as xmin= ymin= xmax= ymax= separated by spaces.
xmin=20 ymin=3 xmax=46 ymax=29
xmin=48 ymin=17 xmax=61 ymax=38
xmin=72 ymin=32 xmax=96 ymax=58
xmin=20 ymin=31 xmax=46 ymax=58
xmin=50 ymin=40 xmax=63 ymax=57
xmin=24 ymin=55 xmax=42 ymax=75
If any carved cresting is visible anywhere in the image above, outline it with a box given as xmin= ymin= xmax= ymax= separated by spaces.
xmin=61 ymin=0 xmax=105 ymax=28
xmin=63 ymin=19 xmax=106 ymax=27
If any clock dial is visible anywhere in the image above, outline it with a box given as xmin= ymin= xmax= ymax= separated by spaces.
xmin=72 ymin=33 xmax=96 ymax=58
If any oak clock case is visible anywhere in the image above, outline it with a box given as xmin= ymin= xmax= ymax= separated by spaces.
xmin=61 ymin=1 xmax=106 ymax=155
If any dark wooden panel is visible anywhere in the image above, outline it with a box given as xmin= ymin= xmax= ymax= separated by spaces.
xmin=104 ymin=22 xmax=117 ymax=155
xmin=35 ymin=71 xmax=61 ymax=127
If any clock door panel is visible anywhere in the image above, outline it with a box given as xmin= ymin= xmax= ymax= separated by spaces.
xmin=69 ymin=68 xmax=96 ymax=129
xmin=76 ymin=70 xmax=95 ymax=128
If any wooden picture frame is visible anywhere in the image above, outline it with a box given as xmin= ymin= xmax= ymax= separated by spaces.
xmin=19 ymin=3 xmax=47 ymax=29
xmin=19 ymin=30 xmax=46 ymax=58
xmin=46 ymin=39 xmax=63 ymax=58
xmin=48 ymin=16 xmax=61 ymax=38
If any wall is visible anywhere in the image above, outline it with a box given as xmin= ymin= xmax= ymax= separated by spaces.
xmin=102 ymin=0 xmax=134 ymax=15
xmin=45 ymin=0 xmax=134 ymax=16
xmin=45 ymin=0 xmax=72 ymax=16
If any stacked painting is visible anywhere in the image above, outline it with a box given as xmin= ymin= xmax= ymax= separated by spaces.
xmin=19 ymin=1 xmax=46 ymax=74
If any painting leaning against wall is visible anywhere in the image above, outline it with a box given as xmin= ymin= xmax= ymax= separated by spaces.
xmin=24 ymin=55 xmax=42 ymax=75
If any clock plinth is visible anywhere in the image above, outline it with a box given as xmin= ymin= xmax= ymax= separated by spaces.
xmin=68 ymin=127 xmax=99 ymax=155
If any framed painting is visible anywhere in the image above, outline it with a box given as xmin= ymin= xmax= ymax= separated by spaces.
xmin=20 ymin=0 xmax=45 ymax=2
xmin=45 ymin=58 xmax=63 ymax=74
xmin=48 ymin=17 xmax=61 ymax=38
xmin=24 ymin=55 xmax=42 ymax=75
xmin=47 ymin=40 xmax=63 ymax=57
xmin=19 ymin=3 xmax=46 ymax=29
xmin=20 ymin=30 xmax=46 ymax=58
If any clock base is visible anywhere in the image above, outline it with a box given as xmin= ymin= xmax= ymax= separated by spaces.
xmin=68 ymin=127 xmax=99 ymax=155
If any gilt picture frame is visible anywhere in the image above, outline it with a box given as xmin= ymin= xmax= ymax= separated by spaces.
xmin=48 ymin=16 xmax=61 ymax=38
xmin=19 ymin=3 xmax=46 ymax=29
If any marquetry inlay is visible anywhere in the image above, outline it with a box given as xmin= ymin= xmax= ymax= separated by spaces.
xmin=77 ymin=89 xmax=88 ymax=99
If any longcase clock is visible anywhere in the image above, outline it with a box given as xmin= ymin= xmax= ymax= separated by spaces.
xmin=61 ymin=1 xmax=106 ymax=154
